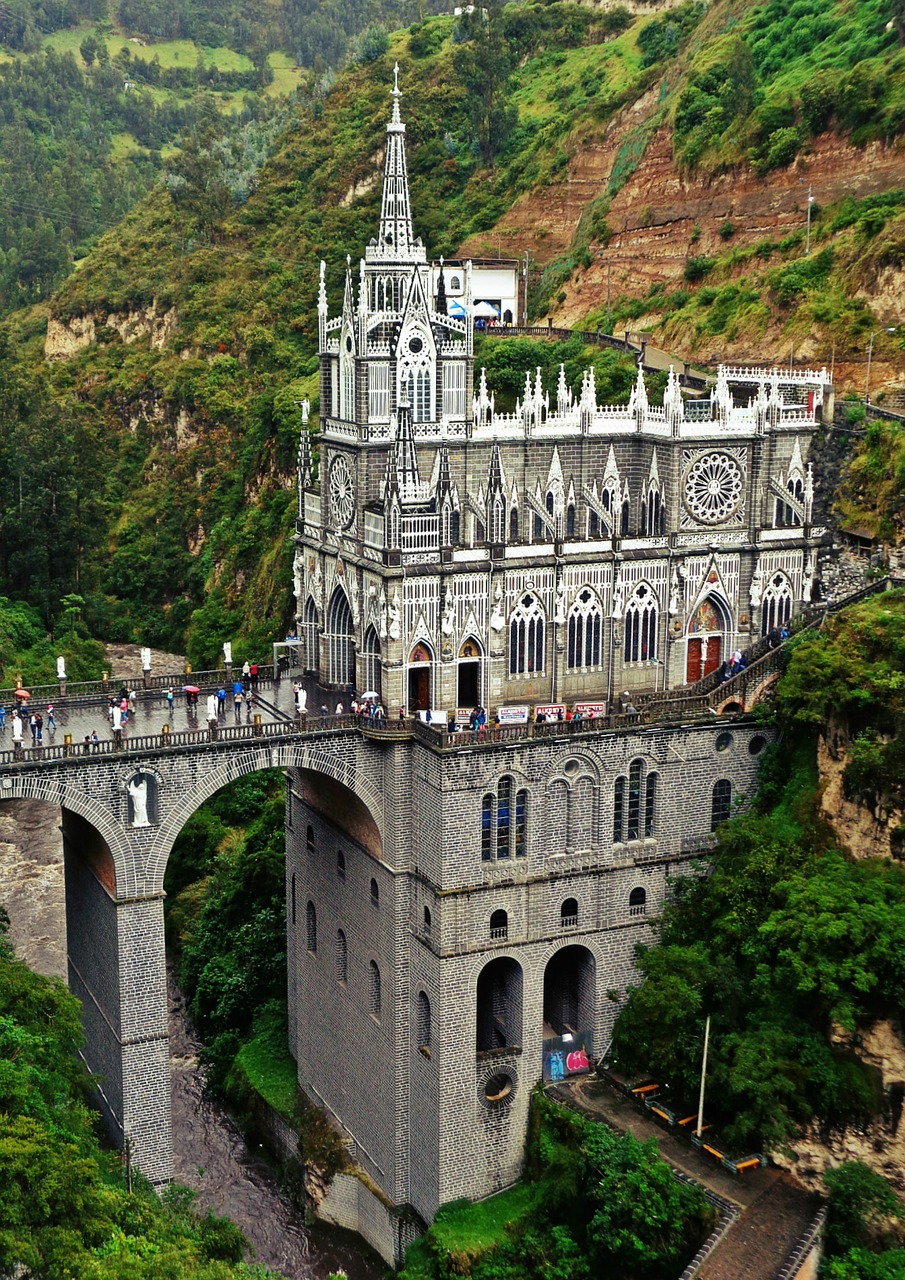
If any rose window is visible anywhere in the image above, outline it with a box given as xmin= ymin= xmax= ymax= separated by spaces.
xmin=329 ymin=456 xmax=355 ymax=529
xmin=682 ymin=452 xmax=743 ymax=524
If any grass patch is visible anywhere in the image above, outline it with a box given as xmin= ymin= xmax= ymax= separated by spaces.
xmin=234 ymin=1001 xmax=298 ymax=1117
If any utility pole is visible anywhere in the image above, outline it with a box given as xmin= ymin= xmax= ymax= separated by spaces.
xmin=696 ymin=1014 xmax=711 ymax=1139
xmin=805 ymin=183 xmax=813 ymax=256
xmin=606 ymin=260 xmax=611 ymax=335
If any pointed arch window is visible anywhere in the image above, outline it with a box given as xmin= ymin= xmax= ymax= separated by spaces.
xmin=589 ymin=510 xmax=599 ymax=537
xmin=613 ymin=777 xmax=625 ymax=843
xmin=491 ymin=495 xmax=505 ymax=544
xmin=761 ymin=572 xmax=793 ymax=637
xmin=642 ymin=488 xmax=663 ymax=535
xmin=624 ymin=583 xmax=658 ymax=663
xmin=303 ymin=596 xmax=319 ymax=671
xmin=566 ymin=503 xmax=576 ymax=536
xmin=621 ymin=498 xmax=631 ymax=536
xmin=340 ymin=347 xmax=355 ymax=421
xmin=509 ymin=594 xmax=545 ymax=676
xmin=645 ymin=773 xmax=658 ymax=838
xmin=326 ymin=588 xmax=355 ymax=686
xmin=567 ymin=588 xmax=603 ymax=670
xmin=509 ymin=507 xmax=519 ymax=542
xmin=363 ymin=626 xmax=381 ymax=701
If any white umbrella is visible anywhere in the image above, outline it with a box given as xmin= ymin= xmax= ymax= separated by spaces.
xmin=361 ymin=691 xmax=380 ymax=700
xmin=473 ymin=300 xmax=500 ymax=318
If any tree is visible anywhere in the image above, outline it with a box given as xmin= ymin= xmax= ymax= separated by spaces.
xmin=452 ymin=1 xmax=517 ymax=168
xmin=824 ymin=1162 xmax=905 ymax=1257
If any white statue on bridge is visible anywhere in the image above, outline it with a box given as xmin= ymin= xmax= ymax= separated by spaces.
xmin=128 ymin=775 xmax=151 ymax=828
xmin=56 ymin=656 xmax=66 ymax=680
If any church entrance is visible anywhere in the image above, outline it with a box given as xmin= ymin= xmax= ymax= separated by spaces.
xmin=407 ymin=643 xmax=433 ymax=712
xmin=456 ymin=638 xmax=482 ymax=709
xmin=685 ymin=597 xmax=728 ymax=683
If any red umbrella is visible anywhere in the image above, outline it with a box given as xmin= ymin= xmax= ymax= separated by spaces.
xmin=184 ymin=685 xmax=201 ymax=694
xmin=14 ymin=689 xmax=30 ymax=699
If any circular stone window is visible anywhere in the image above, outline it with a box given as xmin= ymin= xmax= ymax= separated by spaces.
xmin=483 ymin=1072 xmax=515 ymax=1106
xmin=715 ymin=731 xmax=734 ymax=753
xmin=682 ymin=452 xmax=743 ymax=525
xmin=408 ymin=335 xmax=424 ymax=355
xmin=748 ymin=734 xmax=767 ymax=756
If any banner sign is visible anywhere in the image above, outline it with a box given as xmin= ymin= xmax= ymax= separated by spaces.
xmin=574 ymin=702 xmax=608 ymax=718
xmin=497 ymin=705 xmax=530 ymax=724
xmin=534 ymin=704 xmax=565 ymax=720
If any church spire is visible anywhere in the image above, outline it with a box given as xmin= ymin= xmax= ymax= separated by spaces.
xmin=378 ymin=65 xmax=416 ymax=259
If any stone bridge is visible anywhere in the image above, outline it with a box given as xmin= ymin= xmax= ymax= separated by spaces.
xmin=0 ymin=713 xmax=404 ymax=1183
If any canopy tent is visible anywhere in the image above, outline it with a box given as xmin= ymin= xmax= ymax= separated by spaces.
xmin=472 ymin=300 xmax=500 ymax=318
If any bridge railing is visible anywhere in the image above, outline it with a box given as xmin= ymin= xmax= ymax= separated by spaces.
xmin=0 ymin=710 xmax=365 ymax=770
xmin=0 ymin=664 xmax=278 ymax=710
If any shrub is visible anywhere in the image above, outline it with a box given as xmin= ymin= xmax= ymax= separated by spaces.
xmin=684 ymin=255 xmax=716 ymax=282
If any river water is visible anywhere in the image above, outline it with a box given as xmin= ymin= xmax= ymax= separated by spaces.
xmin=0 ymin=792 xmax=383 ymax=1280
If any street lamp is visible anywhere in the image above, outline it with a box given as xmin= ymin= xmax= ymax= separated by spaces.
xmin=865 ymin=326 xmax=897 ymax=402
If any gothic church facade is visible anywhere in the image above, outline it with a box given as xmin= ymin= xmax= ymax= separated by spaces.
xmin=284 ymin=77 xmax=827 ymax=1245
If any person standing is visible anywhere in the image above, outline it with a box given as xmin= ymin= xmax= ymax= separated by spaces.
xmin=46 ymin=703 xmax=56 ymax=731
xmin=34 ymin=712 xmax=43 ymax=745
xmin=29 ymin=713 xmax=37 ymax=744
xmin=250 ymin=661 xmax=259 ymax=690
xmin=0 ymin=704 xmax=6 ymax=731
xmin=166 ymin=688 xmax=175 ymax=716
xmin=217 ymin=686 xmax=227 ymax=717
xmin=233 ymin=688 xmax=243 ymax=720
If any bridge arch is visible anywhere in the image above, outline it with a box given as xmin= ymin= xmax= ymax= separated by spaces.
xmin=143 ymin=738 xmax=388 ymax=896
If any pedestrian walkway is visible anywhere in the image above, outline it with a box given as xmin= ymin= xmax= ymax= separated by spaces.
xmin=548 ymin=1076 xmax=819 ymax=1280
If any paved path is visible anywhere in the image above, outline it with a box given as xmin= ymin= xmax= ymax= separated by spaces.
xmin=550 ymin=1076 xmax=819 ymax=1280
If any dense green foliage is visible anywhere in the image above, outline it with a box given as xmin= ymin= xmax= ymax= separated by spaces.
xmin=167 ymin=772 xmax=289 ymax=1092
xmin=672 ymin=0 xmax=905 ymax=172
xmin=0 ymin=908 xmax=279 ymax=1278
xmin=612 ymin=593 xmax=905 ymax=1152
xmin=400 ymin=1092 xmax=714 ymax=1280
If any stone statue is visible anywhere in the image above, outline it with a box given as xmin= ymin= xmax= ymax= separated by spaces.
xmin=668 ymin=568 xmax=680 ymax=617
xmin=612 ymin=573 xmax=625 ymax=622
xmin=348 ymin=568 xmax=360 ymax=626
xmin=56 ymin=656 xmax=66 ymax=680
xmin=223 ymin=641 xmax=232 ymax=664
xmin=441 ymin=594 xmax=455 ymax=636
xmin=128 ymin=776 xmax=151 ymax=828
xmin=388 ymin=589 xmax=401 ymax=641
xmin=490 ymin=583 xmax=505 ymax=632
xmin=140 ymin=647 xmax=152 ymax=672
xmin=378 ymin=585 xmax=388 ymax=640
xmin=553 ymin=578 xmax=566 ymax=625
xmin=749 ymin=565 xmax=764 ymax=609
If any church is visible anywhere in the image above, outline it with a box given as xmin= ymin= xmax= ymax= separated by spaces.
xmin=283 ymin=76 xmax=829 ymax=1251
xmin=293 ymin=73 xmax=828 ymax=716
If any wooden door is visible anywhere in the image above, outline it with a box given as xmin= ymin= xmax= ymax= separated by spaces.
xmin=408 ymin=667 xmax=430 ymax=711
xmin=703 ymin=636 xmax=722 ymax=676
xmin=686 ymin=639 xmax=703 ymax=683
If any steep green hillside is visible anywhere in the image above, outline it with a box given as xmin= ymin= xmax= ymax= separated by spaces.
xmin=1 ymin=0 xmax=902 ymax=656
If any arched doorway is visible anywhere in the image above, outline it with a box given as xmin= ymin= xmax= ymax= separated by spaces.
xmin=543 ymin=945 xmax=596 ymax=1038
xmin=326 ymin=588 xmax=354 ymax=687
xmin=685 ymin=596 xmax=730 ymax=682
xmin=476 ymin=956 xmax=523 ymax=1052
xmin=542 ymin=945 xmax=596 ymax=1081
xmin=407 ymin=641 xmax=433 ymax=712
xmin=303 ymin=596 xmax=319 ymax=672
xmin=456 ymin=637 xmax=482 ymax=708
